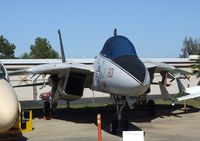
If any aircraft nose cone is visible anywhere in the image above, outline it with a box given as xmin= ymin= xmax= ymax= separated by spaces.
xmin=0 ymin=79 xmax=18 ymax=132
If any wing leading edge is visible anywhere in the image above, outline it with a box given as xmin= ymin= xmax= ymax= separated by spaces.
xmin=143 ymin=60 xmax=190 ymax=76
xmin=9 ymin=62 xmax=94 ymax=88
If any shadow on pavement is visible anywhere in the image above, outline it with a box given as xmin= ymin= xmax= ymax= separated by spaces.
xmin=27 ymin=104 xmax=200 ymax=136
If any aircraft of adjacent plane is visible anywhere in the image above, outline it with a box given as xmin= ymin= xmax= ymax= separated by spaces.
xmin=172 ymin=75 xmax=200 ymax=104
xmin=9 ymin=29 xmax=191 ymax=134
xmin=0 ymin=62 xmax=19 ymax=132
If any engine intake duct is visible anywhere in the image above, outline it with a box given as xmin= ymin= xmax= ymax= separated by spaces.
xmin=65 ymin=73 xmax=86 ymax=97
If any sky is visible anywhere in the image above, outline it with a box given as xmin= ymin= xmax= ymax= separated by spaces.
xmin=0 ymin=0 xmax=200 ymax=58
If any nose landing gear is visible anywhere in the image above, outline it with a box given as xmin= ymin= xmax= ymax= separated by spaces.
xmin=109 ymin=96 xmax=156 ymax=135
xmin=110 ymin=96 xmax=128 ymax=135
xmin=147 ymin=100 xmax=155 ymax=117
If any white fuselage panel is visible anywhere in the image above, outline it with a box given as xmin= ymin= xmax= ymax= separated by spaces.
xmin=93 ymin=55 xmax=150 ymax=96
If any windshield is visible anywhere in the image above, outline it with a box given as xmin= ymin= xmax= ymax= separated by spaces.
xmin=100 ymin=35 xmax=138 ymax=60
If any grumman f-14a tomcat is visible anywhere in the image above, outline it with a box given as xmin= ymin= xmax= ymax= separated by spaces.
xmin=10 ymin=29 xmax=190 ymax=134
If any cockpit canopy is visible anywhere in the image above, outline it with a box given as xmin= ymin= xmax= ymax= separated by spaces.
xmin=0 ymin=63 xmax=6 ymax=79
xmin=100 ymin=35 xmax=146 ymax=83
xmin=100 ymin=35 xmax=138 ymax=60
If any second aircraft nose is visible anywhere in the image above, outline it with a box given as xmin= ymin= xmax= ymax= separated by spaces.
xmin=0 ymin=79 xmax=19 ymax=132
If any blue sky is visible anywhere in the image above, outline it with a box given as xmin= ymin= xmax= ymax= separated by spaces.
xmin=0 ymin=0 xmax=200 ymax=58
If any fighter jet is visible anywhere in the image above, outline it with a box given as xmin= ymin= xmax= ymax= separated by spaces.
xmin=10 ymin=29 xmax=189 ymax=134
xmin=0 ymin=62 xmax=19 ymax=133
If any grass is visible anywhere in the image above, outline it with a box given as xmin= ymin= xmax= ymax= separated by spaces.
xmin=58 ymin=102 xmax=110 ymax=109
xmin=22 ymin=99 xmax=199 ymax=119
xmin=155 ymin=98 xmax=200 ymax=108
xmin=57 ymin=98 xmax=200 ymax=111
xmin=22 ymin=98 xmax=200 ymax=112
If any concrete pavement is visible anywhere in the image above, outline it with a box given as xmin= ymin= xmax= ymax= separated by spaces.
xmin=18 ymin=105 xmax=200 ymax=141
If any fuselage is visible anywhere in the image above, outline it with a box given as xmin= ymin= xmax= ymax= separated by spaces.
xmin=0 ymin=62 xmax=19 ymax=132
xmin=93 ymin=35 xmax=150 ymax=97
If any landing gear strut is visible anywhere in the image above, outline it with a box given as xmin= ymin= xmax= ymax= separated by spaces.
xmin=44 ymin=101 xmax=51 ymax=119
xmin=110 ymin=96 xmax=128 ymax=135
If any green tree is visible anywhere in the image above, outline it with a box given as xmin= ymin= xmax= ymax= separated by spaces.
xmin=180 ymin=37 xmax=200 ymax=58
xmin=29 ymin=37 xmax=59 ymax=59
xmin=20 ymin=52 xmax=31 ymax=59
xmin=0 ymin=35 xmax=16 ymax=59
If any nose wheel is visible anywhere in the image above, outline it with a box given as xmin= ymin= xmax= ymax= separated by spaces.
xmin=147 ymin=99 xmax=155 ymax=117
xmin=110 ymin=96 xmax=128 ymax=135
xmin=110 ymin=119 xmax=128 ymax=135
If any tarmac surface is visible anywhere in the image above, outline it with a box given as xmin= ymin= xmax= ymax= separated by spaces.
xmin=18 ymin=105 xmax=200 ymax=141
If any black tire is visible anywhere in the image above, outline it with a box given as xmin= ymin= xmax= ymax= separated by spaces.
xmin=110 ymin=120 xmax=118 ymax=134
xmin=122 ymin=120 xmax=129 ymax=131
xmin=110 ymin=119 xmax=129 ymax=134
xmin=147 ymin=100 xmax=155 ymax=117
xmin=44 ymin=101 xmax=51 ymax=117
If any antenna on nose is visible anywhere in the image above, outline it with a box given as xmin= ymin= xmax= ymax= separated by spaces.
xmin=114 ymin=28 xmax=117 ymax=36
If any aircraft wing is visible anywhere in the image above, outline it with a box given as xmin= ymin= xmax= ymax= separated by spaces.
xmin=176 ymin=93 xmax=200 ymax=101
xmin=143 ymin=60 xmax=190 ymax=75
xmin=9 ymin=62 xmax=94 ymax=88
xmin=9 ymin=63 xmax=92 ymax=75
xmin=176 ymin=86 xmax=200 ymax=101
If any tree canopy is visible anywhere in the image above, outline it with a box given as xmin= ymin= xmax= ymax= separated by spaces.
xmin=20 ymin=52 xmax=30 ymax=59
xmin=0 ymin=35 xmax=16 ymax=59
xmin=180 ymin=37 xmax=200 ymax=58
xmin=20 ymin=37 xmax=59 ymax=59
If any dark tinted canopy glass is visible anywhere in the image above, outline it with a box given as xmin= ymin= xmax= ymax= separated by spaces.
xmin=0 ymin=64 xmax=5 ymax=78
xmin=100 ymin=35 xmax=138 ymax=60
